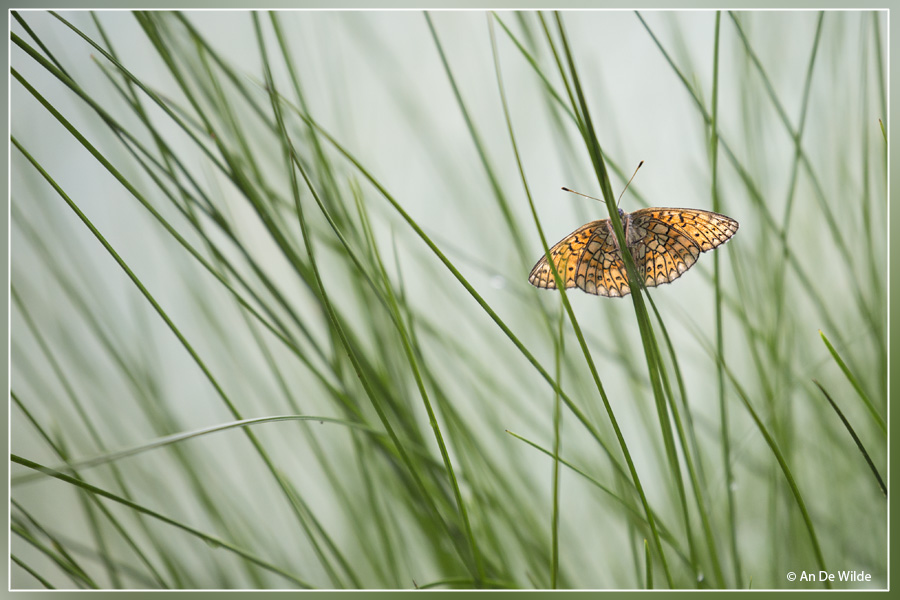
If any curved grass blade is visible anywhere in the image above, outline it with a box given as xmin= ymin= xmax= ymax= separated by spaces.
xmin=12 ymin=415 xmax=386 ymax=486
xmin=728 ymin=379 xmax=830 ymax=587
xmin=819 ymin=330 xmax=885 ymax=433
xmin=812 ymin=380 xmax=886 ymax=497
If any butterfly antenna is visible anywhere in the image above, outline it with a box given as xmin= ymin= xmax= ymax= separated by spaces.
xmin=616 ymin=160 xmax=644 ymax=208
xmin=562 ymin=160 xmax=644 ymax=208
xmin=560 ymin=187 xmax=604 ymax=202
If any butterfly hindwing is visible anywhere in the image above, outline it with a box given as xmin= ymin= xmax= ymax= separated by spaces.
xmin=528 ymin=220 xmax=632 ymax=297
xmin=576 ymin=225 xmax=629 ymax=297
xmin=528 ymin=221 xmax=605 ymax=290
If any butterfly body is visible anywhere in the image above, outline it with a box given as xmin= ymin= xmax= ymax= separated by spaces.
xmin=528 ymin=207 xmax=739 ymax=298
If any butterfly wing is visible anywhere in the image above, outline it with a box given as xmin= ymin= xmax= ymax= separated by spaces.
xmin=528 ymin=221 xmax=602 ymax=290
xmin=528 ymin=220 xmax=632 ymax=297
xmin=627 ymin=208 xmax=739 ymax=288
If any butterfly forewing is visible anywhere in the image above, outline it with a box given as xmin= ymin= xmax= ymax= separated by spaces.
xmin=529 ymin=207 xmax=738 ymax=297
xmin=629 ymin=208 xmax=738 ymax=289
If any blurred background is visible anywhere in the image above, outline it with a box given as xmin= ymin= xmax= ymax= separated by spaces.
xmin=10 ymin=10 xmax=887 ymax=589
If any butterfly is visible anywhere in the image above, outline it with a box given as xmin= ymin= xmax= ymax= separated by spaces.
xmin=528 ymin=207 xmax=739 ymax=298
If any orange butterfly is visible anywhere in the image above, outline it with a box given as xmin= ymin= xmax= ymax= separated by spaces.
xmin=529 ymin=206 xmax=739 ymax=298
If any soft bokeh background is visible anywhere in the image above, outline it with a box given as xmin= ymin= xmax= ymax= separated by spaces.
xmin=10 ymin=9 xmax=887 ymax=589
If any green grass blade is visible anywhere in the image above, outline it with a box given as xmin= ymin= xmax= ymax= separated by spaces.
xmin=710 ymin=10 xmax=741 ymax=588
xmin=11 ymin=525 xmax=95 ymax=589
xmin=812 ymin=381 xmax=886 ymax=496
xmin=728 ymin=384 xmax=830 ymax=588
xmin=12 ymin=415 xmax=386 ymax=486
xmin=819 ymin=330 xmax=885 ymax=432
xmin=551 ymin=308 xmax=564 ymax=589
xmin=11 ymin=554 xmax=57 ymax=590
